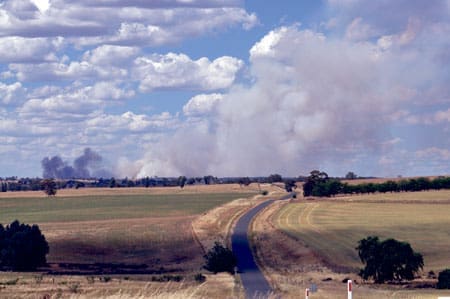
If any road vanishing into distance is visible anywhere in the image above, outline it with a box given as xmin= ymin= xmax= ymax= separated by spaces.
xmin=231 ymin=199 xmax=275 ymax=298
xmin=231 ymin=193 xmax=294 ymax=298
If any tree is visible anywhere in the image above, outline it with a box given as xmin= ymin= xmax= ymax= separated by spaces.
xmin=203 ymin=242 xmax=237 ymax=274
xmin=437 ymin=269 xmax=450 ymax=289
xmin=356 ymin=236 xmax=423 ymax=283
xmin=284 ymin=180 xmax=296 ymax=192
xmin=144 ymin=176 xmax=150 ymax=188
xmin=238 ymin=177 xmax=251 ymax=187
xmin=303 ymin=170 xmax=329 ymax=196
xmin=178 ymin=176 xmax=187 ymax=188
xmin=109 ymin=177 xmax=116 ymax=188
xmin=268 ymin=174 xmax=283 ymax=183
xmin=345 ymin=172 xmax=358 ymax=180
xmin=0 ymin=220 xmax=49 ymax=271
xmin=41 ymin=179 xmax=57 ymax=196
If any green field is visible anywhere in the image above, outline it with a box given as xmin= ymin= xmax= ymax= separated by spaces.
xmin=0 ymin=193 xmax=253 ymax=223
xmin=273 ymin=191 xmax=450 ymax=273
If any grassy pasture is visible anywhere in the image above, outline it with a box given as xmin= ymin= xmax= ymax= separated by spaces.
xmin=273 ymin=190 xmax=450 ymax=273
xmin=0 ymin=193 xmax=253 ymax=223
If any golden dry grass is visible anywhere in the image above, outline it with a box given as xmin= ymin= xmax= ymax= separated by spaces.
xmin=0 ymin=273 xmax=240 ymax=298
xmin=250 ymin=191 xmax=450 ymax=298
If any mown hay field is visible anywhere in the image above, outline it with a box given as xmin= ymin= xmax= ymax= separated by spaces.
xmin=273 ymin=190 xmax=450 ymax=273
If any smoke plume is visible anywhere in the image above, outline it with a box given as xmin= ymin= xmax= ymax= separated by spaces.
xmin=136 ymin=18 xmax=450 ymax=177
xmin=41 ymin=148 xmax=112 ymax=179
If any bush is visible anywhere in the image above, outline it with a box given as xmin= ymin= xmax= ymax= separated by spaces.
xmin=203 ymin=242 xmax=237 ymax=274
xmin=194 ymin=273 xmax=206 ymax=283
xmin=0 ymin=220 xmax=49 ymax=271
xmin=437 ymin=269 xmax=450 ymax=289
xmin=356 ymin=236 xmax=423 ymax=283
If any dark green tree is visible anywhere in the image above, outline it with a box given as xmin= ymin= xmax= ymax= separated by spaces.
xmin=437 ymin=269 xmax=450 ymax=289
xmin=238 ymin=177 xmax=251 ymax=186
xmin=109 ymin=177 xmax=116 ymax=188
xmin=203 ymin=242 xmax=237 ymax=274
xmin=0 ymin=220 xmax=49 ymax=271
xmin=41 ymin=179 xmax=57 ymax=196
xmin=356 ymin=236 xmax=423 ymax=283
xmin=178 ymin=176 xmax=187 ymax=188
xmin=268 ymin=174 xmax=283 ymax=183
xmin=303 ymin=170 xmax=329 ymax=196
xmin=284 ymin=180 xmax=296 ymax=192
xmin=345 ymin=172 xmax=358 ymax=180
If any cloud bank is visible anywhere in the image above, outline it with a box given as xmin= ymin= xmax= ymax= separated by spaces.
xmin=137 ymin=5 xmax=450 ymax=177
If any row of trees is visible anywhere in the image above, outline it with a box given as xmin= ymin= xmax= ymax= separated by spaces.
xmin=303 ymin=171 xmax=450 ymax=197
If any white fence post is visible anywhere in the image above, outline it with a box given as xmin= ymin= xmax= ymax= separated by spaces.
xmin=347 ymin=280 xmax=352 ymax=299
xmin=305 ymin=288 xmax=310 ymax=299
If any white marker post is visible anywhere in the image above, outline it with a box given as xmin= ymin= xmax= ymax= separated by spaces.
xmin=347 ymin=280 xmax=353 ymax=299
xmin=305 ymin=288 xmax=310 ymax=299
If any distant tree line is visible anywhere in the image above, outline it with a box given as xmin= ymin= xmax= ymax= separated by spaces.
xmin=0 ymin=174 xmax=303 ymax=193
xmin=303 ymin=171 xmax=450 ymax=197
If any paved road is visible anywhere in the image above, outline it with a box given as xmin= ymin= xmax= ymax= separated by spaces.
xmin=231 ymin=199 xmax=275 ymax=298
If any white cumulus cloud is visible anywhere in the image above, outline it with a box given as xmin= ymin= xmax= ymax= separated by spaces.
xmin=134 ymin=53 xmax=243 ymax=92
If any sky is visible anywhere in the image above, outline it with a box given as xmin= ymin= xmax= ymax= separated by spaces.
xmin=1 ymin=0 xmax=449 ymax=178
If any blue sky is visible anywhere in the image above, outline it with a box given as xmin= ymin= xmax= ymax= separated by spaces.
xmin=1 ymin=0 xmax=449 ymax=178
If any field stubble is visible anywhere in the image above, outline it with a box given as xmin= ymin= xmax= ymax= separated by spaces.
xmin=252 ymin=190 xmax=450 ymax=298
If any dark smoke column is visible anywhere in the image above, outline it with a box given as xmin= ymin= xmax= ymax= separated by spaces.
xmin=41 ymin=148 xmax=110 ymax=179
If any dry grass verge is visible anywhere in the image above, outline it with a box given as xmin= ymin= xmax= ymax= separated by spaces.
xmin=0 ymin=273 xmax=238 ymax=298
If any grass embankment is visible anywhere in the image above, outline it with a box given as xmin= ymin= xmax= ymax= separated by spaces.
xmin=258 ymin=190 xmax=450 ymax=298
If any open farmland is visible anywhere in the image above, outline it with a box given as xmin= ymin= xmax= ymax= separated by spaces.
xmin=0 ymin=187 xmax=255 ymax=269
xmin=260 ymin=190 xmax=450 ymax=298
xmin=0 ymin=185 xmax=259 ymax=298
xmin=274 ymin=190 xmax=450 ymax=273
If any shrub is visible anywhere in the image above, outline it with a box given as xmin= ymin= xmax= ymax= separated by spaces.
xmin=99 ymin=276 xmax=111 ymax=283
xmin=437 ymin=269 xmax=450 ymax=289
xmin=194 ymin=273 xmax=206 ymax=283
xmin=0 ymin=220 xmax=49 ymax=271
xmin=203 ymin=242 xmax=237 ymax=274
xmin=68 ymin=282 xmax=80 ymax=293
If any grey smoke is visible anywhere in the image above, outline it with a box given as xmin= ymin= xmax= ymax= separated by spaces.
xmin=41 ymin=148 xmax=112 ymax=179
